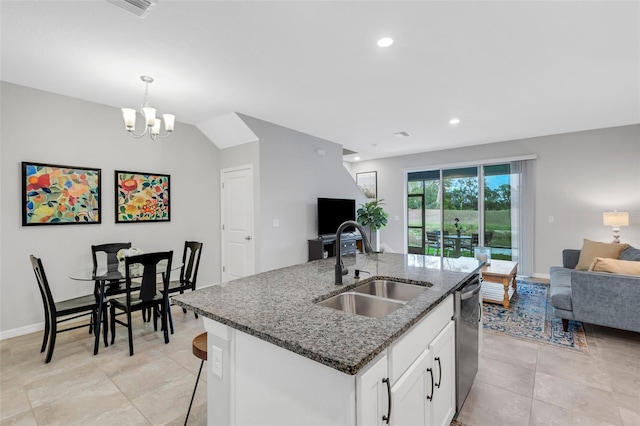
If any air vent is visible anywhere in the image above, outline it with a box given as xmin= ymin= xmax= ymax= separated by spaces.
xmin=106 ymin=0 xmax=154 ymax=18
xmin=395 ymin=131 xmax=411 ymax=138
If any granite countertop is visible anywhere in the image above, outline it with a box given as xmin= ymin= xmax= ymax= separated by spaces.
xmin=173 ymin=253 xmax=481 ymax=375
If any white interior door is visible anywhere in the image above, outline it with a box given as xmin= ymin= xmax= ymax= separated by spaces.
xmin=221 ymin=165 xmax=255 ymax=282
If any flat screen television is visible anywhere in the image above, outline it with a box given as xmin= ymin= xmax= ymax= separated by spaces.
xmin=317 ymin=197 xmax=356 ymax=236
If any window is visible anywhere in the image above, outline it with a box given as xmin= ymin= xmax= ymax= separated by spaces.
xmin=408 ymin=163 xmax=516 ymax=261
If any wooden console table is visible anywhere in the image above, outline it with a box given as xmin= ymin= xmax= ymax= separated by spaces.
xmin=481 ymin=259 xmax=518 ymax=308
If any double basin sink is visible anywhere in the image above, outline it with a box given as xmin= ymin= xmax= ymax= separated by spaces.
xmin=316 ymin=279 xmax=431 ymax=318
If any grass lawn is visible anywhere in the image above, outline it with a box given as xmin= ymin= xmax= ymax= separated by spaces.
xmin=408 ymin=209 xmax=512 ymax=247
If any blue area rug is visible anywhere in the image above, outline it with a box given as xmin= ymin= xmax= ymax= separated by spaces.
xmin=482 ymin=280 xmax=589 ymax=354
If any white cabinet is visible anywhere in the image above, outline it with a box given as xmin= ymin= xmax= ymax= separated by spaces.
xmin=390 ymin=348 xmax=431 ymax=426
xmin=428 ymin=321 xmax=456 ymax=426
xmin=356 ymin=295 xmax=456 ymax=426
xmin=203 ymin=295 xmax=456 ymax=426
xmin=385 ymin=321 xmax=455 ymax=426
xmin=357 ymin=354 xmax=389 ymax=426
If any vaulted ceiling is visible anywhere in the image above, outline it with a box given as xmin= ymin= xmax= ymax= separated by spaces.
xmin=1 ymin=1 xmax=638 ymax=161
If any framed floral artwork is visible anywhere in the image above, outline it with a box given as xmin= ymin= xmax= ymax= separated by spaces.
xmin=22 ymin=161 xmax=101 ymax=226
xmin=115 ymin=170 xmax=170 ymax=223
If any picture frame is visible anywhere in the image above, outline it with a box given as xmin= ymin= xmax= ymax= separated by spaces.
xmin=115 ymin=170 xmax=170 ymax=223
xmin=22 ymin=161 xmax=101 ymax=226
xmin=356 ymin=171 xmax=377 ymax=200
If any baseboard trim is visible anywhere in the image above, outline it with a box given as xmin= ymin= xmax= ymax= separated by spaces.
xmin=0 ymin=322 xmax=44 ymax=341
xmin=532 ymin=272 xmax=551 ymax=279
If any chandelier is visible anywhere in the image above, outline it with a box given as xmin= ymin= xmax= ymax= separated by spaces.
xmin=121 ymin=76 xmax=175 ymax=140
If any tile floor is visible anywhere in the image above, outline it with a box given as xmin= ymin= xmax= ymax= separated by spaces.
xmin=2 ymin=296 xmax=640 ymax=425
xmin=457 ymin=320 xmax=640 ymax=426
xmin=1 ymin=306 xmax=207 ymax=426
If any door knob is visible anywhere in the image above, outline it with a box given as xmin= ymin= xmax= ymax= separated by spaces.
xmin=245 ymin=236 xmax=252 ymax=241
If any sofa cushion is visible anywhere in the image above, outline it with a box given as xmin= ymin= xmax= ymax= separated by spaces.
xmin=549 ymin=266 xmax=573 ymax=311
xmin=575 ymin=239 xmax=628 ymax=270
xmin=620 ymin=246 xmax=640 ymax=262
xmin=589 ymin=257 xmax=640 ymax=275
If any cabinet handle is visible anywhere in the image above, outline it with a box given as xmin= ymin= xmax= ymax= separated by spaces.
xmin=426 ymin=368 xmax=434 ymax=401
xmin=478 ymin=302 xmax=482 ymax=323
xmin=434 ymin=357 xmax=442 ymax=388
xmin=382 ymin=378 xmax=391 ymax=424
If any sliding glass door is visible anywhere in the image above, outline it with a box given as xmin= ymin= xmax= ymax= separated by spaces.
xmin=442 ymin=167 xmax=478 ymax=258
xmin=484 ymin=164 xmax=512 ymax=260
xmin=408 ymin=164 xmax=513 ymax=260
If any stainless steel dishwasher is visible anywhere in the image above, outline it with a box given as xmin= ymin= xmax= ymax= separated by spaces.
xmin=454 ymin=274 xmax=481 ymax=413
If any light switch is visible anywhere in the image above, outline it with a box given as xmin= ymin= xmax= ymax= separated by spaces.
xmin=211 ymin=344 xmax=223 ymax=378
xmin=394 ymin=215 xmax=400 ymax=221
xmin=273 ymin=219 xmax=280 ymax=227
xmin=548 ymin=216 xmax=554 ymax=223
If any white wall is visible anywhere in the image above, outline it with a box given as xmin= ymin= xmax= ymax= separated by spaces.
xmin=0 ymin=82 xmax=222 ymax=336
xmin=238 ymin=115 xmax=366 ymax=272
xmin=349 ymin=125 xmax=640 ymax=276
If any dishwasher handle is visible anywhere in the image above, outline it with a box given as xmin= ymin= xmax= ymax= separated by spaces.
xmin=460 ymin=283 xmax=481 ymax=300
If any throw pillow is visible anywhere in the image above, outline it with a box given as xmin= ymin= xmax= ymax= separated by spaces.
xmin=620 ymin=246 xmax=640 ymax=262
xmin=589 ymin=257 xmax=640 ymax=275
xmin=575 ymin=239 xmax=629 ymax=270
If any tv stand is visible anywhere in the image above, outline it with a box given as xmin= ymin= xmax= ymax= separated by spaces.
xmin=308 ymin=233 xmax=363 ymax=261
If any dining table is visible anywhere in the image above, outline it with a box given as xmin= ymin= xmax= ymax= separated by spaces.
xmin=443 ymin=234 xmax=472 ymax=257
xmin=69 ymin=260 xmax=180 ymax=355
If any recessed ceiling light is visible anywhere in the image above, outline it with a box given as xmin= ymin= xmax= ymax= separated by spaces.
xmin=377 ymin=37 xmax=393 ymax=48
xmin=354 ymin=157 xmax=361 ymax=161
xmin=449 ymin=118 xmax=461 ymax=125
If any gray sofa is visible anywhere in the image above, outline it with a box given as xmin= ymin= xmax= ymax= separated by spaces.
xmin=550 ymin=246 xmax=640 ymax=333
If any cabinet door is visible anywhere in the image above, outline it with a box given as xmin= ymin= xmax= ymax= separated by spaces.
xmin=428 ymin=321 xmax=456 ymax=426
xmin=390 ymin=348 xmax=432 ymax=426
xmin=357 ymin=354 xmax=389 ymax=426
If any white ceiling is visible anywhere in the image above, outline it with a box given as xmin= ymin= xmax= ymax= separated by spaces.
xmin=1 ymin=1 xmax=638 ymax=161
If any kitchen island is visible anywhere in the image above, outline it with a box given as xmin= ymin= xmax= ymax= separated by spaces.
xmin=174 ymin=253 xmax=481 ymax=425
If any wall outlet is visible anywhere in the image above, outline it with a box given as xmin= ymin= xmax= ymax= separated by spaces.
xmin=273 ymin=219 xmax=280 ymax=227
xmin=394 ymin=215 xmax=400 ymax=221
xmin=211 ymin=344 xmax=223 ymax=378
xmin=548 ymin=216 xmax=554 ymax=223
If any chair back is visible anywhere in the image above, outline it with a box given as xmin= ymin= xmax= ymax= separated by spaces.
xmin=181 ymin=241 xmax=203 ymax=290
xmin=30 ymin=255 xmax=56 ymax=319
xmin=426 ymin=232 xmax=438 ymax=244
xmin=471 ymin=233 xmax=479 ymax=246
xmin=91 ymin=242 xmax=132 ymax=270
xmin=484 ymin=231 xmax=493 ymax=246
xmin=124 ymin=251 xmax=173 ymax=303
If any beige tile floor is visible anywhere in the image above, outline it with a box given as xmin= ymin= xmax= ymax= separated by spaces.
xmin=2 ymin=301 xmax=640 ymax=425
xmin=457 ymin=320 xmax=640 ymax=426
xmin=1 ymin=306 xmax=207 ymax=426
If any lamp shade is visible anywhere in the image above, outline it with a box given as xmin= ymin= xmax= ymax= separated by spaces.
xmin=603 ymin=211 xmax=629 ymax=227
xmin=122 ymin=108 xmax=136 ymax=129
xmin=163 ymin=114 xmax=175 ymax=132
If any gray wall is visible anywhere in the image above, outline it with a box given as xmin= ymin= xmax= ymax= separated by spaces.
xmin=0 ymin=82 xmax=221 ymax=336
xmin=350 ymin=125 xmax=640 ymax=276
xmin=239 ymin=115 xmax=366 ymax=272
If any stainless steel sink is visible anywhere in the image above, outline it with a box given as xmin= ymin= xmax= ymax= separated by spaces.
xmin=316 ymin=292 xmax=405 ymax=318
xmin=353 ymin=280 xmax=429 ymax=302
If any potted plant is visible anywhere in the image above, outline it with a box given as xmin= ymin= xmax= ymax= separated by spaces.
xmin=357 ymin=199 xmax=389 ymax=251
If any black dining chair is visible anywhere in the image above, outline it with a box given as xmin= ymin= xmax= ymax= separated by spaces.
xmin=461 ymin=233 xmax=479 ymax=256
xmin=30 ymin=255 xmax=105 ymax=363
xmin=110 ymin=251 xmax=173 ymax=356
xmin=162 ymin=241 xmax=203 ymax=332
xmin=91 ymin=243 xmax=131 ymax=294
